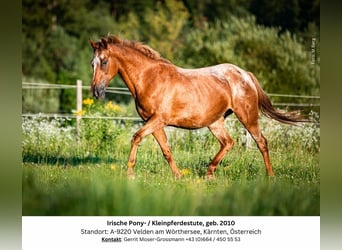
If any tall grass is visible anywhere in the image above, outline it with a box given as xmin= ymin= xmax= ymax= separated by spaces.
xmin=22 ymin=108 xmax=320 ymax=216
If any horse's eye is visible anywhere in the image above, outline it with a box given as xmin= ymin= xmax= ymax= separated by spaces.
xmin=101 ymin=60 xmax=108 ymax=66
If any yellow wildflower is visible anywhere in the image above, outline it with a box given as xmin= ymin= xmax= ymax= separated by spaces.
xmin=82 ymin=98 xmax=94 ymax=106
xmin=74 ymin=109 xmax=85 ymax=116
xmin=181 ymin=168 xmax=190 ymax=176
xmin=105 ymin=101 xmax=121 ymax=112
xmin=195 ymin=177 xmax=202 ymax=184
xmin=110 ymin=164 xmax=117 ymax=170
xmin=112 ymin=104 xmax=121 ymax=112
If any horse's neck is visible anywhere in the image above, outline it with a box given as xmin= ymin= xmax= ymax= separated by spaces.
xmin=116 ymin=50 xmax=161 ymax=99
xmin=117 ymin=68 xmax=137 ymax=99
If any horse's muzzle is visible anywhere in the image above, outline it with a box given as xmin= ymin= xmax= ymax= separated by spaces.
xmin=92 ymin=83 xmax=106 ymax=99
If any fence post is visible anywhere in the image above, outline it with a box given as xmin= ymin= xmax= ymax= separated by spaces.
xmin=76 ymin=79 xmax=82 ymax=139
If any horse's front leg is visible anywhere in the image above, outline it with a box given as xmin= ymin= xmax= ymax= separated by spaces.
xmin=152 ymin=128 xmax=181 ymax=178
xmin=127 ymin=116 xmax=164 ymax=178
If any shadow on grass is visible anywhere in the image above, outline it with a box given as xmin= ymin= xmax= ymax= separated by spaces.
xmin=22 ymin=154 xmax=116 ymax=166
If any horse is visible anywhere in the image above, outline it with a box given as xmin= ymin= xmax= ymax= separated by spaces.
xmin=89 ymin=35 xmax=306 ymax=179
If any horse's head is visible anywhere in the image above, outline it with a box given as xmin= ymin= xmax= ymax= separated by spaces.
xmin=90 ymin=38 xmax=118 ymax=99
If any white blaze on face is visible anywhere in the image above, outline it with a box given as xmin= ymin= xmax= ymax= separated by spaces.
xmin=92 ymin=55 xmax=101 ymax=81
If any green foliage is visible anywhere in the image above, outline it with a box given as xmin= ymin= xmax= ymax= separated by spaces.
xmin=78 ymin=99 xmax=128 ymax=153
xmin=143 ymin=0 xmax=189 ymax=62
xmin=115 ymin=0 xmax=189 ymax=63
xmin=182 ymin=16 xmax=319 ymax=104
xmin=22 ymin=87 xmax=60 ymax=113
xmin=250 ymin=0 xmax=320 ymax=33
xmin=22 ymin=34 xmax=54 ymax=82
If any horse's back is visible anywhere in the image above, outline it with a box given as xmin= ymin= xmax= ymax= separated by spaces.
xmin=176 ymin=63 xmax=257 ymax=98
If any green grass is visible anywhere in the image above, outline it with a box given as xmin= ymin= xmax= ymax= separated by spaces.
xmin=22 ymin=113 xmax=320 ymax=216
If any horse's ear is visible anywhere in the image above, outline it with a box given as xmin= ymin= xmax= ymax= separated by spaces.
xmin=89 ymin=39 xmax=97 ymax=50
xmin=101 ymin=38 xmax=108 ymax=49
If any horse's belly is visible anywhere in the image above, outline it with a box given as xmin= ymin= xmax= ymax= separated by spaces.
xmin=167 ymin=103 xmax=228 ymax=128
xmin=169 ymin=118 xmax=217 ymax=129
xmin=164 ymin=88 xmax=229 ymax=128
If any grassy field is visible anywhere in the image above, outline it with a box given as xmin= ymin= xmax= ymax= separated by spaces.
xmin=22 ymin=107 xmax=320 ymax=216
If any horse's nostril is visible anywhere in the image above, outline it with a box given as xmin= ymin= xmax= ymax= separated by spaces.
xmin=92 ymin=84 xmax=106 ymax=99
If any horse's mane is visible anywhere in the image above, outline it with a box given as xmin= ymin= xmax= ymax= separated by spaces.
xmin=96 ymin=35 xmax=170 ymax=63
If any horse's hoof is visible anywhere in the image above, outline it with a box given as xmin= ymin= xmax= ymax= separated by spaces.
xmin=267 ymin=172 xmax=275 ymax=177
xmin=205 ymin=174 xmax=215 ymax=180
xmin=174 ymin=172 xmax=182 ymax=179
xmin=127 ymin=173 xmax=136 ymax=180
xmin=127 ymin=168 xmax=136 ymax=180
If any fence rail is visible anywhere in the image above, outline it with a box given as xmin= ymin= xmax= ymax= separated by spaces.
xmin=22 ymin=81 xmax=320 ymax=124
xmin=21 ymin=113 xmax=143 ymax=121
xmin=22 ymin=82 xmax=132 ymax=95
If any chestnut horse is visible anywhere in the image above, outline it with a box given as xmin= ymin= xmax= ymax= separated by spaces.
xmin=90 ymin=35 xmax=305 ymax=178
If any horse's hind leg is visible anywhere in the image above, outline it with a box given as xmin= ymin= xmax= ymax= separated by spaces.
xmin=152 ymin=128 xmax=181 ymax=178
xmin=206 ymin=117 xmax=234 ymax=178
xmin=234 ymin=108 xmax=275 ymax=176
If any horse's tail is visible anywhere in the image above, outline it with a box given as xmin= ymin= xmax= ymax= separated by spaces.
xmin=248 ymin=72 xmax=308 ymax=125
